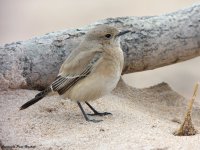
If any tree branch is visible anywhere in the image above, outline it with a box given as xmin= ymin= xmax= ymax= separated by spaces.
xmin=0 ymin=4 xmax=200 ymax=90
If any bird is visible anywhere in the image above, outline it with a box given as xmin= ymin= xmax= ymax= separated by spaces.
xmin=20 ymin=25 xmax=130 ymax=122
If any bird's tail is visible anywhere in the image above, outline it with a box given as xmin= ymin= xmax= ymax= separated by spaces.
xmin=20 ymin=87 xmax=52 ymax=110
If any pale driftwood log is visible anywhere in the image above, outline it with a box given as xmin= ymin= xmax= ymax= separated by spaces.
xmin=0 ymin=4 xmax=200 ymax=90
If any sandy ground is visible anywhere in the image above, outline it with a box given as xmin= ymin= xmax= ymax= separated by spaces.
xmin=0 ymin=79 xmax=200 ymax=150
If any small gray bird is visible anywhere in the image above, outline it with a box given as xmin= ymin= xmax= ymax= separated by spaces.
xmin=20 ymin=25 xmax=129 ymax=122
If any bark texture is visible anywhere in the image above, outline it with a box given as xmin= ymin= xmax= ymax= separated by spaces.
xmin=0 ymin=4 xmax=200 ymax=90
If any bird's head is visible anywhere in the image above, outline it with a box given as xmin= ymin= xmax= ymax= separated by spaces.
xmin=81 ymin=25 xmax=130 ymax=51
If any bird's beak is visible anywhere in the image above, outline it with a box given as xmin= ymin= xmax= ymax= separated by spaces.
xmin=116 ymin=30 xmax=130 ymax=37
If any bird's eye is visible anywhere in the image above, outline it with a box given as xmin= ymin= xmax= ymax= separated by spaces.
xmin=105 ymin=34 xmax=112 ymax=39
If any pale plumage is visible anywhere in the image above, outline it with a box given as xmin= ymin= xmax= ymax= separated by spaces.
xmin=20 ymin=25 xmax=129 ymax=122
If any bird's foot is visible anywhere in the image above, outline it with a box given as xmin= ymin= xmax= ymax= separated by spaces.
xmin=87 ymin=112 xmax=112 ymax=116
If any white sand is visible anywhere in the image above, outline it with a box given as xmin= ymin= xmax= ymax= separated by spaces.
xmin=0 ymin=79 xmax=200 ymax=150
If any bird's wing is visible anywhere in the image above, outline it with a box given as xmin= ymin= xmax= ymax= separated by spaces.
xmin=50 ymin=51 xmax=102 ymax=95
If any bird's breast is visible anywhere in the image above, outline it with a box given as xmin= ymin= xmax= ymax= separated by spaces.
xmin=61 ymin=47 xmax=124 ymax=102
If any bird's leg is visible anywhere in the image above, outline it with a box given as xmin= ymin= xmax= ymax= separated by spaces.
xmin=77 ymin=101 xmax=102 ymax=123
xmin=85 ymin=102 xmax=112 ymax=116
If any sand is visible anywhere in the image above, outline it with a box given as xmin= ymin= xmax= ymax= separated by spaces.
xmin=0 ymin=79 xmax=200 ymax=150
